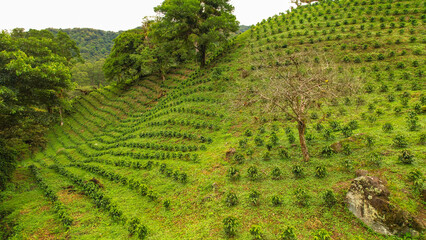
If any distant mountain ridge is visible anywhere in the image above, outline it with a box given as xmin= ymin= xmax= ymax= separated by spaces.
xmin=47 ymin=28 xmax=120 ymax=61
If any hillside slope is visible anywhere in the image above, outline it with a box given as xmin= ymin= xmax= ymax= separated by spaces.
xmin=1 ymin=0 xmax=425 ymax=239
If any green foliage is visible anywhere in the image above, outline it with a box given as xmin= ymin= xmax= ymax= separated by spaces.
xmin=279 ymin=226 xmax=297 ymax=240
xmin=129 ymin=217 xmax=148 ymax=239
xmin=103 ymin=29 xmax=146 ymax=82
xmin=249 ymin=225 xmax=264 ymax=240
xmin=223 ymin=216 xmax=239 ymax=237
xmin=313 ymin=229 xmax=332 ymax=240
xmin=292 ymin=165 xmax=304 ymax=179
xmin=279 ymin=149 xmax=290 ymax=159
xmin=368 ymin=152 xmax=383 ymax=168
xmin=248 ymin=166 xmax=260 ymax=180
xmin=0 ymin=140 xmax=17 ymax=190
xmin=294 ymin=188 xmax=310 ymax=207
xmin=233 ymin=153 xmax=245 ymax=164
xmin=225 ymin=192 xmax=238 ymax=207
xmin=321 ymin=146 xmax=334 ymax=157
xmin=323 ymin=190 xmax=337 ymax=208
xmin=249 ymin=190 xmax=261 ymax=206
xmin=398 ymin=150 xmax=414 ymax=164
xmin=393 ymin=134 xmax=408 ymax=148
xmin=271 ymin=195 xmax=282 ymax=206
xmin=227 ymin=167 xmax=240 ymax=181
xmin=382 ymin=123 xmax=393 ymax=132
xmin=271 ymin=167 xmax=282 ymax=180
xmin=408 ymin=170 xmax=424 ymax=193
xmin=154 ymin=0 xmax=239 ymax=67
xmin=315 ymin=166 xmax=327 ymax=178
xmin=48 ymin=28 xmax=118 ymax=61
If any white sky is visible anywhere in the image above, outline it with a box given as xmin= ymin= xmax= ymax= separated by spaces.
xmin=0 ymin=0 xmax=294 ymax=32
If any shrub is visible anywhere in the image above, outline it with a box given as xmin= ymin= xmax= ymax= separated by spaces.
xmin=398 ymin=150 xmax=414 ymax=164
xmin=294 ymin=188 xmax=310 ymax=207
xmin=271 ymin=167 xmax=282 ymax=180
xmin=341 ymin=126 xmax=353 ymax=138
xmin=225 ymin=192 xmax=238 ymax=207
xmin=245 ymin=129 xmax=253 ymax=137
xmin=365 ymin=136 xmax=375 ymax=147
xmin=382 ymin=123 xmax=393 ymax=132
xmin=323 ymin=129 xmax=334 ymax=141
xmin=279 ymin=226 xmax=297 ymax=240
xmin=315 ymin=123 xmax=324 ymax=132
xmin=234 ymin=153 xmax=245 ymax=164
xmin=271 ymin=195 xmax=282 ymax=206
xmin=254 ymin=136 xmax=264 ymax=146
xmin=315 ymin=166 xmax=327 ymax=178
xmin=393 ymin=135 xmax=408 ymax=148
xmin=323 ymin=190 xmax=337 ymax=208
xmin=313 ymin=229 xmax=332 ymax=240
xmin=249 ymin=225 xmax=264 ymax=240
xmin=292 ymin=165 xmax=304 ymax=179
xmin=408 ymin=169 xmax=424 ymax=193
xmin=407 ymin=111 xmax=419 ymax=131
xmin=287 ymin=134 xmax=296 ymax=144
xmin=368 ymin=152 xmax=382 ymax=168
xmin=348 ymin=120 xmax=359 ymax=130
xmin=223 ymin=216 xmax=239 ymax=237
xmin=248 ymin=166 xmax=260 ymax=180
xmin=262 ymin=151 xmax=271 ymax=161
xmin=163 ymin=199 xmax=171 ymax=209
xmin=342 ymin=144 xmax=352 ymax=156
xmin=270 ymin=132 xmax=279 ymax=146
xmin=227 ymin=167 xmax=240 ymax=181
xmin=249 ymin=190 xmax=261 ymax=206
xmin=321 ymin=146 xmax=334 ymax=157
xmin=279 ymin=149 xmax=289 ymax=159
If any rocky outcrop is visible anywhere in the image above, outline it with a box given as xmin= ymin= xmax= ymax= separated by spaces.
xmin=346 ymin=175 xmax=423 ymax=236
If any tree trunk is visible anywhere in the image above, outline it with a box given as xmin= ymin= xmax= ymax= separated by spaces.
xmin=297 ymin=120 xmax=310 ymax=162
xmin=59 ymin=108 xmax=64 ymax=126
xmin=199 ymin=44 xmax=207 ymax=68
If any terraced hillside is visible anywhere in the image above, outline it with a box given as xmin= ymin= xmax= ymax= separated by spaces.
xmin=1 ymin=0 xmax=425 ymax=239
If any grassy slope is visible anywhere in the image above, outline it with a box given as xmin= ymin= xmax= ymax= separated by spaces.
xmin=1 ymin=0 xmax=425 ymax=239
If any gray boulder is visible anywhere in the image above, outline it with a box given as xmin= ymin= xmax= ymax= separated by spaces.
xmin=346 ymin=175 xmax=423 ymax=236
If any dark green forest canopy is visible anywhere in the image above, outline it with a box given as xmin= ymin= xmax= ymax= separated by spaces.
xmin=48 ymin=28 xmax=120 ymax=62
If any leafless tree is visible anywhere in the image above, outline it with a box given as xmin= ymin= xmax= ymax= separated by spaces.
xmin=256 ymin=51 xmax=360 ymax=161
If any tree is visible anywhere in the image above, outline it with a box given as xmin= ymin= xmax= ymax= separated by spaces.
xmin=154 ymin=0 xmax=239 ymax=67
xmin=257 ymin=51 xmax=359 ymax=161
xmin=0 ymin=29 xmax=79 ymax=156
xmin=103 ymin=28 xmax=146 ymax=82
xmin=291 ymin=0 xmax=316 ymax=7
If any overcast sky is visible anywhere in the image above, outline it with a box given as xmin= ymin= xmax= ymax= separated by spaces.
xmin=0 ymin=0 xmax=294 ymax=32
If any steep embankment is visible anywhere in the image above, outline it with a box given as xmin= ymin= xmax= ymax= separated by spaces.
xmin=1 ymin=0 xmax=425 ymax=239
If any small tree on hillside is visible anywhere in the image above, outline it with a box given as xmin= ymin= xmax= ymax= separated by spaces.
xmin=257 ymin=51 xmax=359 ymax=161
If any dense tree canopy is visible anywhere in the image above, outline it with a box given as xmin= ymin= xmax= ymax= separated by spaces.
xmin=0 ymin=29 xmax=80 ymax=187
xmin=103 ymin=28 xmax=148 ymax=82
xmin=154 ymin=0 xmax=239 ymax=67
xmin=48 ymin=28 xmax=119 ymax=62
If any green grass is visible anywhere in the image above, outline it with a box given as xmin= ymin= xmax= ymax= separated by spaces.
xmin=1 ymin=0 xmax=425 ymax=239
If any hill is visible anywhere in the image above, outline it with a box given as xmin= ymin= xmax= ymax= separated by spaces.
xmin=1 ymin=0 xmax=424 ymax=239
xmin=48 ymin=28 xmax=120 ymax=62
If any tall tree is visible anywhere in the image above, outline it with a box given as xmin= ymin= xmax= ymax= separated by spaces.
xmin=103 ymin=28 xmax=146 ymax=82
xmin=0 ymin=29 xmax=79 ymax=152
xmin=154 ymin=0 xmax=239 ymax=67
xmin=256 ymin=51 xmax=359 ymax=162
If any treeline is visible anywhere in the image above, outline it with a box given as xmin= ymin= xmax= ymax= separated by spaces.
xmin=0 ymin=29 xmax=80 ymax=189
